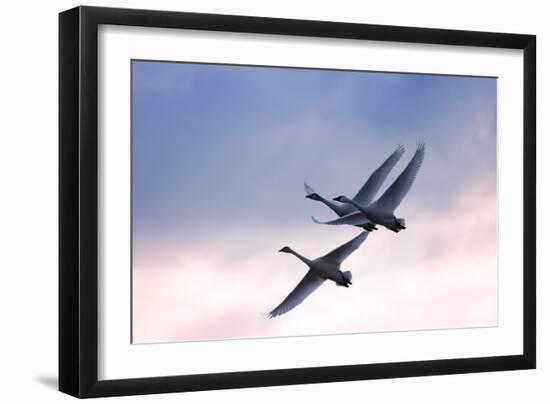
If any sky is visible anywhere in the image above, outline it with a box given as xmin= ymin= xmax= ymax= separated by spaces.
xmin=131 ymin=60 xmax=497 ymax=344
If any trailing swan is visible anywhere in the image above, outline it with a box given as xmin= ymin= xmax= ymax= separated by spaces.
xmin=323 ymin=142 xmax=425 ymax=232
xmin=268 ymin=231 xmax=368 ymax=318
xmin=305 ymin=145 xmax=405 ymax=231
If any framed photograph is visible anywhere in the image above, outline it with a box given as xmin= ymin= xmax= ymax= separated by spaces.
xmin=59 ymin=6 xmax=536 ymax=398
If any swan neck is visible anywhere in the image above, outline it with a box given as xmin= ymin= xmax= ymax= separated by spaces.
xmin=288 ymin=249 xmax=312 ymax=266
xmin=345 ymin=198 xmax=364 ymax=211
xmin=318 ymin=195 xmax=345 ymax=215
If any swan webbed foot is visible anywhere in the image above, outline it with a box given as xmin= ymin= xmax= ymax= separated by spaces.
xmin=368 ymin=223 xmax=378 ymax=231
xmin=338 ymin=280 xmax=351 ymax=287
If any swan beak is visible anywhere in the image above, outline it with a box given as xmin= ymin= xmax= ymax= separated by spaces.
xmin=305 ymin=194 xmax=314 ymax=199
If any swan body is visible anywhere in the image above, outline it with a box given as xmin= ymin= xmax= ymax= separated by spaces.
xmin=268 ymin=231 xmax=368 ymax=318
xmin=305 ymin=145 xmax=405 ymax=231
xmin=338 ymin=200 xmax=407 ymax=232
xmin=330 ymin=142 xmax=425 ymax=232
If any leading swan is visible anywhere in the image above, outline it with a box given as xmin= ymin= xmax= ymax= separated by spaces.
xmin=304 ymin=144 xmax=405 ymax=231
xmin=268 ymin=231 xmax=368 ymax=318
xmin=315 ymin=142 xmax=426 ymax=232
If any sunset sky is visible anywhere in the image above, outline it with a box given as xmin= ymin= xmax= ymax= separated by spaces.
xmin=131 ymin=60 xmax=497 ymax=344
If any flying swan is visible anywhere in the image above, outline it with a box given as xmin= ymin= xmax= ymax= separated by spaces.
xmin=305 ymin=145 xmax=405 ymax=231
xmin=315 ymin=142 xmax=426 ymax=232
xmin=268 ymin=231 xmax=369 ymax=318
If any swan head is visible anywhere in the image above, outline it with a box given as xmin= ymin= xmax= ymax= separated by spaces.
xmin=333 ymin=195 xmax=351 ymax=203
xmin=278 ymin=246 xmax=293 ymax=253
xmin=305 ymin=193 xmax=321 ymax=201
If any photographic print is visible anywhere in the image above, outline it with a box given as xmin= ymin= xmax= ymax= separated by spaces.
xmin=131 ymin=60 xmax=497 ymax=344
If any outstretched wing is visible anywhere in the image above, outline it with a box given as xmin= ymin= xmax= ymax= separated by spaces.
xmin=268 ymin=270 xmax=325 ymax=318
xmin=304 ymin=182 xmax=316 ymax=196
xmin=322 ymin=231 xmax=369 ymax=265
xmin=353 ymin=145 xmax=405 ymax=205
xmin=375 ymin=142 xmax=425 ymax=212
xmin=312 ymin=212 xmax=369 ymax=226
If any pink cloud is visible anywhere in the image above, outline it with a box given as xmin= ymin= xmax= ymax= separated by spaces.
xmin=132 ymin=176 xmax=497 ymax=343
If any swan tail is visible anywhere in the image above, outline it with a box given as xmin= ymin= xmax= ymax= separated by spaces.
xmin=337 ymin=271 xmax=353 ymax=287
xmin=343 ymin=271 xmax=352 ymax=282
xmin=337 ymin=271 xmax=352 ymax=287
xmin=396 ymin=218 xmax=406 ymax=230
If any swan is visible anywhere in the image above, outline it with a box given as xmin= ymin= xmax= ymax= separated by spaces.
xmin=268 ymin=231 xmax=368 ymax=318
xmin=305 ymin=145 xmax=405 ymax=231
xmin=316 ymin=142 xmax=425 ymax=232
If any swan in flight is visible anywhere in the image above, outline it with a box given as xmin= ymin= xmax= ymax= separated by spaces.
xmin=268 ymin=231 xmax=369 ymax=318
xmin=315 ymin=142 xmax=425 ymax=232
xmin=305 ymin=145 xmax=405 ymax=231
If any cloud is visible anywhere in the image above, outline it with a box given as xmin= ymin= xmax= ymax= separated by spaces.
xmin=132 ymin=174 xmax=496 ymax=343
xmin=131 ymin=62 xmax=497 ymax=343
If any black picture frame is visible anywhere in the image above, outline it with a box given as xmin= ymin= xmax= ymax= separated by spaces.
xmin=59 ymin=5 xmax=536 ymax=398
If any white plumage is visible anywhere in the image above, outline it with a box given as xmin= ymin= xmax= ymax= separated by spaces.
xmin=268 ymin=142 xmax=425 ymax=318
xmin=305 ymin=145 xmax=405 ymax=231
xmin=326 ymin=142 xmax=425 ymax=232
xmin=268 ymin=231 xmax=368 ymax=318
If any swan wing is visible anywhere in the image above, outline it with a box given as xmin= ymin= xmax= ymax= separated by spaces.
xmin=375 ymin=142 xmax=425 ymax=212
xmin=304 ymin=182 xmax=316 ymax=196
xmin=311 ymin=212 xmax=369 ymax=226
xmin=353 ymin=145 xmax=405 ymax=205
xmin=268 ymin=270 xmax=325 ymax=318
xmin=322 ymin=231 xmax=369 ymax=265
